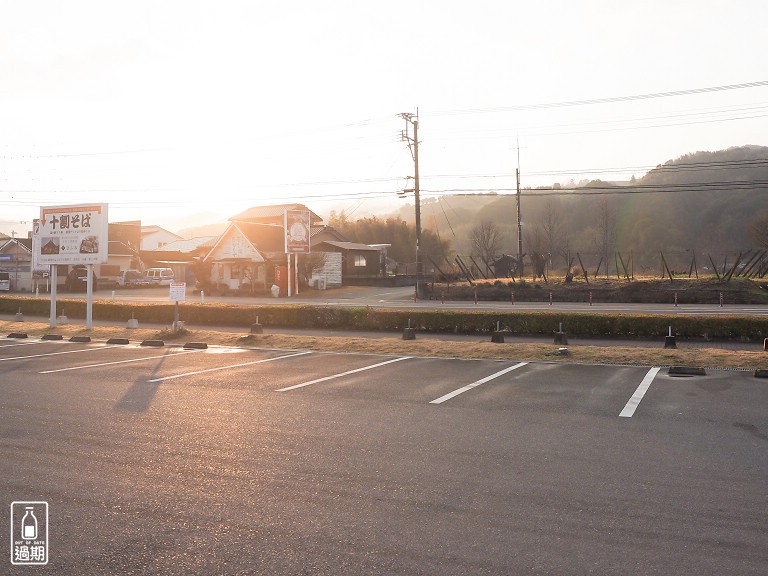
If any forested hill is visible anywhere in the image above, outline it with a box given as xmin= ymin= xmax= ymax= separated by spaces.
xmin=379 ymin=145 xmax=768 ymax=269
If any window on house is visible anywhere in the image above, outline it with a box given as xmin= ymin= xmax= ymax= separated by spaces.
xmin=354 ymin=255 xmax=367 ymax=267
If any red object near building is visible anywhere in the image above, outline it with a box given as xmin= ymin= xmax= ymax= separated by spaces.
xmin=273 ymin=266 xmax=297 ymax=296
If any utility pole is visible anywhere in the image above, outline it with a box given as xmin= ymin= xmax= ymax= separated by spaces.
xmin=399 ymin=111 xmax=423 ymax=299
xmin=11 ymin=230 xmax=18 ymax=291
xmin=516 ymin=143 xmax=524 ymax=278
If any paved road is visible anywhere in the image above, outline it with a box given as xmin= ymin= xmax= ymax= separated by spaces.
xmin=1 ymin=337 xmax=766 ymax=574
xmin=16 ymin=285 xmax=768 ymax=316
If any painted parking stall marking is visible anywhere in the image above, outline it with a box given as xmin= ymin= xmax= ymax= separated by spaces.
xmin=0 ymin=344 xmax=121 ymax=363
xmin=429 ymin=362 xmax=528 ymax=404
xmin=619 ymin=367 xmax=661 ymax=418
xmin=39 ymin=349 xmax=201 ymax=374
xmin=0 ymin=339 xmax=57 ymax=349
xmin=276 ymin=356 xmax=412 ymax=392
xmin=147 ymin=351 xmax=312 ymax=382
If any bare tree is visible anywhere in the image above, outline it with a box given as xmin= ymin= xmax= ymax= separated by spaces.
xmin=469 ymin=220 xmax=504 ymax=264
xmin=539 ymin=198 xmax=567 ymax=272
xmin=590 ymin=199 xmax=616 ymax=277
xmin=298 ymin=252 xmax=328 ymax=285
xmin=749 ymin=209 xmax=768 ymax=249
xmin=524 ymin=224 xmax=548 ymax=279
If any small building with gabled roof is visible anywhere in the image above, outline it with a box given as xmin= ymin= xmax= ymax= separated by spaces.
xmin=203 ymin=204 xmax=389 ymax=293
xmin=203 ymin=221 xmax=285 ymax=292
xmin=140 ymin=225 xmax=183 ymax=251
xmin=229 ymin=203 xmax=323 ymax=226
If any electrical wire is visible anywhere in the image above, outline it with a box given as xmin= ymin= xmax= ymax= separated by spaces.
xmin=430 ymin=80 xmax=768 ymax=116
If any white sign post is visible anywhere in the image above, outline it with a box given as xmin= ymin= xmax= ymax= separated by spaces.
xmin=36 ymin=204 xmax=108 ymax=330
xmin=169 ymin=282 xmax=186 ymax=331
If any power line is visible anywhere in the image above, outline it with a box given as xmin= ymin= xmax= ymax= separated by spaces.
xmin=423 ymin=158 xmax=768 ymax=180
xmin=3 ymin=178 xmax=767 ymax=211
xmin=421 ymin=179 xmax=768 ymax=197
xmin=2 ymin=157 xmax=764 ymax=199
xmin=431 ymin=80 xmax=768 ymax=116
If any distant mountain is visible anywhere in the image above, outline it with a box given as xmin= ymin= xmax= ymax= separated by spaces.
xmin=372 ymin=145 xmax=768 ymax=270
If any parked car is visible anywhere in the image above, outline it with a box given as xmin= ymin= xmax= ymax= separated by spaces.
xmin=144 ymin=267 xmax=175 ymax=286
xmin=117 ymin=269 xmax=153 ymax=288
xmin=64 ymin=266 xmax=98 ymax=292
xmin=0 ymin=271 xmax=10 ymax=291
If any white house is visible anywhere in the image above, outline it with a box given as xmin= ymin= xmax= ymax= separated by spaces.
xmin=203 ymin=222 xmax=284 ymax=291
xmin=140 ymin=225 xmax=183 ymax=251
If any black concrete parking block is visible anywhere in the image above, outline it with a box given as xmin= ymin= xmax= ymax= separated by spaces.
xmin=7 ymin=332 xmax=28 ymax=339
xmin=41 ymin=334 xmax=64 ymax=341
xmin=183 ymin=342 xmax=208 ymax=349
xmin=141 ymin=340 xmax=165 ymax=347
xmin=106 ymin=338 xmax=131 ymax=345
xmin=69 ymin=336 xmax=91 ymax=343
xmin=668 ymin=366 xmax=707 ymax=377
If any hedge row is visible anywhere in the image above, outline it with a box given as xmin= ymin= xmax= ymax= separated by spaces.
xmin=2 ymin=296 xmax=767 ymax=341
xmin=425 ymin=279 xmax=768 ymax=304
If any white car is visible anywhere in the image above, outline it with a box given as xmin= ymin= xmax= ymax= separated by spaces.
xmin=144 ymin=267 xmax=175 ymax=286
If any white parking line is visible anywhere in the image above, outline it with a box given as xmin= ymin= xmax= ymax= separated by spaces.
xmin=276 ymin=356 xmax=411 ymax=392
xmin=39 ymin=349 xmax=200 ymax=374
xmin=429 ymin=362 xmax=528 ymax=404
xmin=0 ymin=340 xmax=56 ymax=348
xmin=146 ymin=351 xmax=312 ymax=382
xmin=0 ymin=345 xmax=120 ymax=362
xmin=619 ymin=367 xmax=661 ymax=418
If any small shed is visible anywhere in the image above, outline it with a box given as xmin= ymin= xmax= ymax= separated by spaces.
xmin=490 ymin=254 xmax=522 ymax=278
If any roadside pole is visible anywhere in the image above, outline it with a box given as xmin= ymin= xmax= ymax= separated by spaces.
xmin=86 ymin=264 xmax=94 ymax=329
xmin=287 ymin=253 xmax=292 ymax=297
xmin=295 ymin=252 xmax=299 ymax=295
xmin=49 ymin=266 xmax=57 ymax=329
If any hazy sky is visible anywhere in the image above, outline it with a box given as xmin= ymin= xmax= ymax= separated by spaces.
xmin=2 ymin=0 xmax=767 ymax=236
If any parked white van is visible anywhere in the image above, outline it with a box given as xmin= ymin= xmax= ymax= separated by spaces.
xmin=144 ymin=267 xmax=175 ymax=286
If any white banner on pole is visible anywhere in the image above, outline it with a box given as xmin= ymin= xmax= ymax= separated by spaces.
xmin=37 ymin=204 xmax=108 ymax=265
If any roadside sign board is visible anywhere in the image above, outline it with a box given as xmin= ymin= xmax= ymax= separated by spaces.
xmin=169 ymin=282 xmax=186 ymax=302
xmin=36 ymin=204 xmax=108 ymax=265
xmin=30 ymin=219 xmax=50 ymax=276
xmin=284 ymin=209 xmax=311 ymax=253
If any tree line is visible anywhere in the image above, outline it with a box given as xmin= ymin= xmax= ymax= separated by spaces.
xmin=330 ymin=145 xmax=768 ymax=276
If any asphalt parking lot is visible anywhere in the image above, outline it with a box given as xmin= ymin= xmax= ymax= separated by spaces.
xmin=1 ymin=337 xmax=767 ymax=574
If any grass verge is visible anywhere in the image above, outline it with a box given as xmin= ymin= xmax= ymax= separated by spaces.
xmin=2 ymin=320 xmax=766 ymax=370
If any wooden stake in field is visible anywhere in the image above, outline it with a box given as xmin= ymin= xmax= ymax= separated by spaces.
xmin=660 ymin=252 xmax=674 ymax=284
xmin=576 ymin=253 xmax=589 ymax=284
